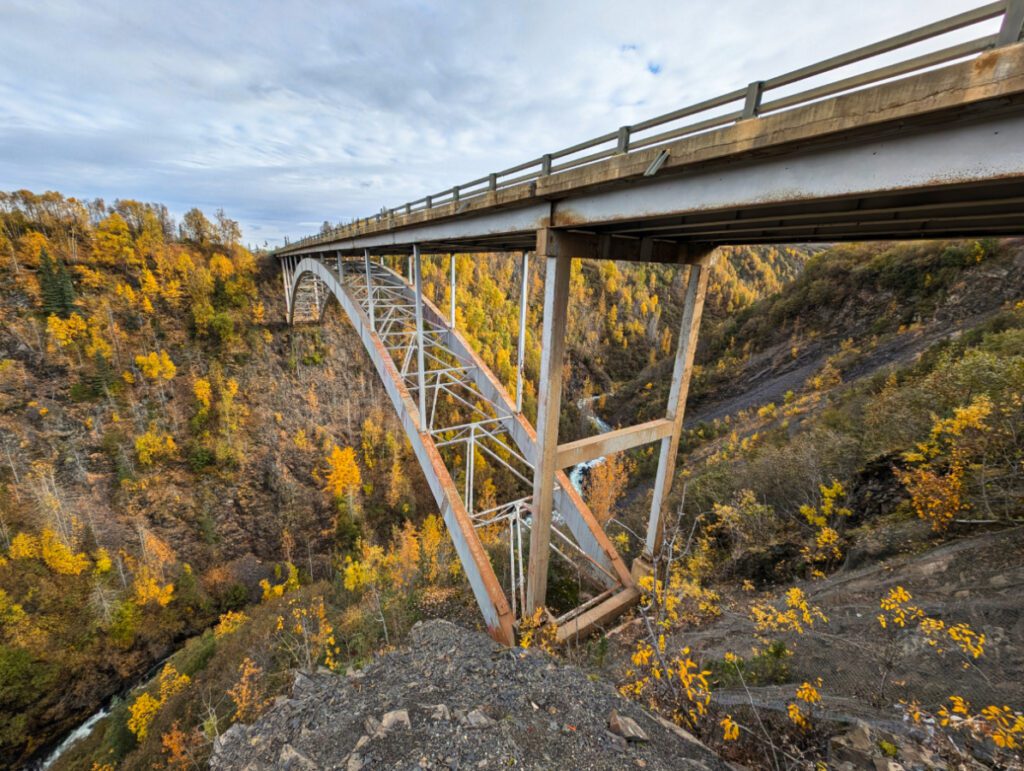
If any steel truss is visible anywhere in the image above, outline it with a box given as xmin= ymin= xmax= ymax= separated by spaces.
xmin=282 ymin=253 xmax=631 ymax=644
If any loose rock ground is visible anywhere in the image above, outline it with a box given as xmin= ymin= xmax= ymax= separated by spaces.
xmin=211 ymin=619 xmax=731 ymax=770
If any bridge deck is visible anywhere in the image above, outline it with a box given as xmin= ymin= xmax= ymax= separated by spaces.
xmin=278 ymin=28 xmax=1024 ymax=256
xmin=274 ymin=3 xmax=1024 ymax=644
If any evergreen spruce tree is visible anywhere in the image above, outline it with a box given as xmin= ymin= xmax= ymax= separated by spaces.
xmin=37 ymin=247 xmax=75 ymax=317
xmin=38 ymin=247 xmax=59 ymax=314
xmin=55 ymin=258 xmax=75 ymax=315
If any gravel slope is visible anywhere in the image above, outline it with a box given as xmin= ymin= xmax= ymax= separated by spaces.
xmin=211 ymin=619 xmax=731 ymax=770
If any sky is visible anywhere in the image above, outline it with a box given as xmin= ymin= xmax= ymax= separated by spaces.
xmin=0 ymin=0 xmax=1001 ymax=248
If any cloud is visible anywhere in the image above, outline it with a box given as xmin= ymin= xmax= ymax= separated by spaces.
xmin=0 ymin=0 xmax=997 ymax=247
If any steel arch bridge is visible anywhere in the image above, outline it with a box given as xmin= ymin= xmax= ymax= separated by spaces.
xmin=283 ymin=251 xmax=654 ymax=645
xmin=277 ymin=2 xmax=1024 ymax=645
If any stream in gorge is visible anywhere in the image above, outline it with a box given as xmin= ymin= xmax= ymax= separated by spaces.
xmin=569 ymin=396 xmax=612 ymax=493
xmin=29 ymin=650 xmax=175 ymax=770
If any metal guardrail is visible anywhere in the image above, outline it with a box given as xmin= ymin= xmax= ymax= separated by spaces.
xmin=280 ymin=0 xmax=1024 ymax=252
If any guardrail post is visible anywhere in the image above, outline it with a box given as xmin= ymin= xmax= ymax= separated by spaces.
xmin=999 ymin=0 xmax=1024 ymax=45
xmin=488 ymin=173 xmax=497 ymax=191
xmin=645 ymin=248 xmax=716 ymax=558
xmin=452 ymin=186 xmax=460 ymax=205
xmin=742 ymin=80 xmax=765 ymax=118
xmin=616 ymin=125 xmax=631 ymax=153
xmin=425 ymin=195 xmax=433 ymax=210
xmin=526 ymin=232 xmax=572 ymax=613
xmin=541 ymin=154 xmax=552 ymax=175
xmin=515 ymin=251 xmax=530 ymax=413
xmin=413 ymin=244 xmax=428 ymax=429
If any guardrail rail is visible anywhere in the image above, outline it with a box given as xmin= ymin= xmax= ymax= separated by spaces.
xmin=278 ymin=0 xmax=1024 ymax=252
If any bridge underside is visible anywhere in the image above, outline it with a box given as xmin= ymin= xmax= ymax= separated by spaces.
xmin=276 ymin=33 xmax=1024 ymax=645
xmin=280 ymin=109 xmax=1024 ymax=258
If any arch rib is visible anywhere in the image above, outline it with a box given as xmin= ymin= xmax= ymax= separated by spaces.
xmin=289 ymin=257 xmax=516 ymax=645
xmin=285 ymin=254 xmax=633 ymax=645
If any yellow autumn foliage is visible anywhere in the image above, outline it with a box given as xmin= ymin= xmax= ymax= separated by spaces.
xmin=47 ymin=313 xmax=87 ymax=348
xmin=324 ymin=444 xmax=361 ymax=500
xmin=135 ymin=349 xmax=177 ymax=381
xmin=128 ymin=664 xmax=190 ymax=739
xmin=135 ymin=424 xmax=177 ymax=466
xmin=40 ymin=529 xmax=90 ymax=575
xmin=9 ymin=532 xmax=40 ymax=560
xmin=193 ymin=377 xmax=212 ymax=410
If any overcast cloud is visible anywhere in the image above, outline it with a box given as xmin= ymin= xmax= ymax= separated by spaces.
xmin=0 ymin=0 xmax=999 ymax=247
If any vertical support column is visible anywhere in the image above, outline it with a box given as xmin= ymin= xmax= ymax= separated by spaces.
xmin=281 ymin=258 xmax=292 ymax=320
xmin=413 ymin=245 xmax=428 ymax=429
xmin=526 ymin=234 xmax=572 ymax=613
xmin=336 ymin=251 xmax=342 ymax=279
xmin=408 ymin=254 xmax=414 ymax=285
xmin=449 ymin=253 xmax=457 ymax=327
xmin=515 ymin=251 xmax=530 ymax=413
xmin=466 ymin=423 xmax=476 ymax=512
xmin=644 ymin=248 xmax=715 ymax=558
xmin=288 ymin=256 xmax=299 ymax=321
xmin=363 ymin=248 xmax=375 ymax=330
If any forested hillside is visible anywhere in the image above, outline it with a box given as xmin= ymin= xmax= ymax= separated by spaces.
xmin=0 ymin=191 xmax=809 ymax=769
xmin=0 ymin=191 xmax=450 ymax=768
xmin=593 ymin=238 xmax=1024 ymax=768
xmin=2 ymin=189 xmax=1022 ymax=769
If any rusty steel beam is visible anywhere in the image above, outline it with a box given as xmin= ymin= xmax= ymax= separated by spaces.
xmin=526 ymin=247 xmax=572 ymax=613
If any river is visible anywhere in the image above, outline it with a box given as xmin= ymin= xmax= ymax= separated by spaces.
xmin=33 ymin=706 xmax=110 ymax=770
xmin=29 ymin=650 xmax=175 ymax=770
xmin=569 ymin=396 xmax=612 ymax=493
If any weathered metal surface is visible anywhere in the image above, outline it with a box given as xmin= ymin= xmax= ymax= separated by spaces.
xmin=288 ymin=258 xmax=516 ymax=645
xmin=645 ymin=252 xmax=714 ymax=558
xmin=515 ymin=252 xmax=529 ymax=414
xmin=527 ymin=254 xmax=572 ymax=613
xmin=555 ymin=586 xmax=641 ymax=645
xmin=551 ymin=112 xmax=1024 ymax=230
xmin=555 ymin=417 xmax=675 ymax=469
xmin=281 ymin=202 xmax=551 ymax=257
